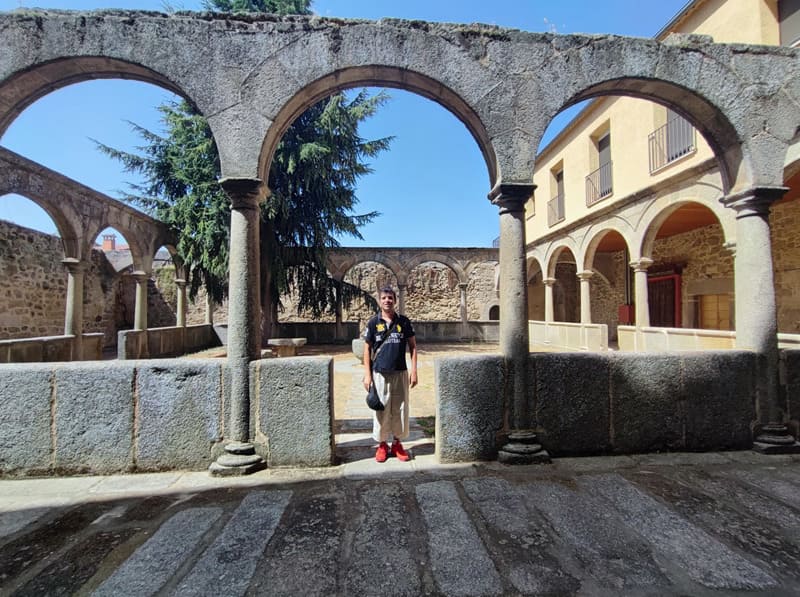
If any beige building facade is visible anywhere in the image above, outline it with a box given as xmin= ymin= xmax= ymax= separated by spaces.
xmin=527 ymin=0 xmax=800 ymax=347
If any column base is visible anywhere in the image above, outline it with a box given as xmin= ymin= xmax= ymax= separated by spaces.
xmin=498 ymin=430 xmax=551 ymax=465
xmin=208 ymin=442 xmax=266 ymax=476
xmin=753 ymin=424 xmax=800 ymax=454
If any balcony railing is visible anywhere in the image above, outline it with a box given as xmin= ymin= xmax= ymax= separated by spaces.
xmin=547 ymin=193 xmax=565 ymax=227
xmin=648 ymin=116 xmax=696 ymax=173
xmin=585 ymin=161 xmax=613 ymax=206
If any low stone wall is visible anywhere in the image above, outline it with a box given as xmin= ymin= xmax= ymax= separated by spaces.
xmin=0 ymin=333 xmax=104 ymax=362
xmin=436 ymin=351 xmax=759 ymax=462
xmin=0 ymin=356 xmax=333 ymax=476
xmin=118 ymin=324 xmax=222 ymax=359
xmin=529 ymin=320 xmax=608 ymax=351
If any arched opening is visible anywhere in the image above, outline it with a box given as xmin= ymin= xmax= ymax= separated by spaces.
xmin=342 ymin=261 xmax=399 ymax=326
xmin=644 ymin=203 xmax=732 ymax=330
xmin=550 ymin=248 xmax=579 ymax=323
xmin=526 ymin=257 xmax=545 ymax=321
xmin=0 ymin=194 xmax=70 ymax=341
xmin=584 ymin=229 xmax=630 ymax=342
xmin=406 ymin=261 xmax=460 ymax=322
xmin=488 ymin=305 xmax=500 ymax=320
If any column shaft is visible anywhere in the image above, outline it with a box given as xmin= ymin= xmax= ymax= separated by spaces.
xmin=630 ymin=258 xmax=653 ymax=328
xmin=175 ymin=280 xmax=187 ymax=327
xmin=459 ymin=282 xmax=468 ymax=339
xmin=62 ymin=259 xmax=87 ymax=360
xmin=490 ymin=184 xmax=533 ymax=430
xmin=398 ymin=284 xmax=407 ymax=315
xmin=132 ymin=272 xmax=150 ymax=331
xmin=578 ymin=271 xmax=593 ymax=324
xmin=543 ymin=278 xmax=555 ymax=323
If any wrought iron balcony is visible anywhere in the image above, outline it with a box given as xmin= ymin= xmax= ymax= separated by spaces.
xmin=585 ymin=161 xmax=613 ymax=206
xmin=648 ymin=116 xmax=696 ymax=173
xmin=547 ymin=193 xmax=565 ymax=227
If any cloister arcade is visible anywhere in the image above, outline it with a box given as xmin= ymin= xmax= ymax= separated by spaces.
xmin=1 ymin=10 xmax=799 ymax=472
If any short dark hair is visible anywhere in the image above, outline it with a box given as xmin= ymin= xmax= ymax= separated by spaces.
xmin=379 ymin=286 xmax=396 ymax=299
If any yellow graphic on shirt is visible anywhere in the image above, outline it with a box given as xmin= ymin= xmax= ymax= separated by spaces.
xmin=396 ymin=325 xmax=402 ymax=332
xmin=376 ymin=323 xmax=385 ymax=331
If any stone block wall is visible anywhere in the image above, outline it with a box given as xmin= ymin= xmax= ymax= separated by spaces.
xmin=436 ymin=351 xmax=757 ymax=462
xmin=0 ymin=355 xmax=333 ymax=476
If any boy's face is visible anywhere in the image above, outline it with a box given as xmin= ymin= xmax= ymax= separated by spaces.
xmin=379 ymin=291 xmax=396 ymax=311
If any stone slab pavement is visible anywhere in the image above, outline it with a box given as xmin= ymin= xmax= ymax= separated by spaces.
xmin=4 ymin=451 xmax=800 ymax=595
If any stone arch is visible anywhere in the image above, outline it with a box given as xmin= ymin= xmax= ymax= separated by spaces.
xmin=533 ymin=36 xmax=799 ymax=192
xmin=545 ymin=240 xmax=579 ymax=279
xmin=0 ymin=190 xmax=79 ymax=258
xmin=340 ymin=255 xmax=403 ymax=286
xmin=581 ymin=221 xmax=634 ymax=273
xmin=526 ymin=255 xmax=545 ymax=284
xmin=403 ymin=252 xmax=466 ymax=285
xmin=638 ymin=195 xmax=731 ymax=260
xmin=259 ymin=66 xmax=497 ymax=188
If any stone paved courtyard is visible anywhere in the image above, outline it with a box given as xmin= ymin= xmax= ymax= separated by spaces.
xmin=3 ymin=450 xmax=800 ymax=595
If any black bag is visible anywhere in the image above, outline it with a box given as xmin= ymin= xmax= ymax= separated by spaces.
xmin=366 ymin=383 xmax=384 ymax=411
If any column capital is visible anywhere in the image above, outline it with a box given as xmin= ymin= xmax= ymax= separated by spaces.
xmin=542 ymin=277 xmax=556 ymax=287
xmin=723 ymin=241 xmax=737 ymax=256
xmin=720 ymin=185 xmax=787 ymax=217
xmin=220 ymin=177 xmax=267 ymax=210
xmin=488 ymin=183 xmax=536 ymax=214
xmin=577 ymin=270 xmax=594 ymax=281
xmin=130 ymin=270 xmax=151 ymax=281
xmin=458 ymin=282 xmax=468 ymax=290
xmin=174 ymin=278 xmax=187 ymax=288
xmin=629 ymin=257 xmax=653 ymax=272
xmin=61 ymin=258 xmax=89 ymax=274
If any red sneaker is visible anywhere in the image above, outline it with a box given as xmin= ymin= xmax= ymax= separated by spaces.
xmin=391 ymin=440 xmax=411 ymax=462
xmin=375 ymin=442 xmax=389 ymax=463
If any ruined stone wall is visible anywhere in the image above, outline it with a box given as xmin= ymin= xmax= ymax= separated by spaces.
xmin=771 ymin=199 xmax=800 ymax=333
xmin=0 ymin=220 xmax=176 ymax=346
xmin=467 ymin=262 xmax=497 ymax=320
xmin=0 ymin=220 xmax=68 ymax=339
xmin=406 ymin=262 xmax=460 ymax=321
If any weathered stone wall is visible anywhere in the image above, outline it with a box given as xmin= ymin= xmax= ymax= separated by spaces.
xmin=467 ymin=262 xmax=498 ymax=320
xmin=0 ymin=220 xmax=176 ymax=347
xmin=590 ymin=250 xmax=627 ymax=341
xmin=771 ymin=199 xmax=800 ymax=333
xmin=406 ymin=262 xmax=460 ymax=321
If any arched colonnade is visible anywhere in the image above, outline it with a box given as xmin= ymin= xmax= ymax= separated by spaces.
xmin=0 ymin=146 xmax=181 ymax=355
xmin=2 ymin=10 xmax=798 ymax=469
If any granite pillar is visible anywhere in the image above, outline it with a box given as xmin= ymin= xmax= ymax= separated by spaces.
xmin=131 ymin=271 xmax=150 ymax=332
xmin=630 ymin=258 xmax=653 ymax=328
xmin=210 ymin=177 xmax=267 ymax=475
xmin=578 ymin=270 xmax=593 ymax=324
xmin=489 ymin=183 xmax=549 ymax=464
xmin=721 ymin=186 xmax=800 ymax=453
xmin=543 ymin=277 xmax=555 ymax=322
xmin=62 ymin=258 xmax=87 ymax=360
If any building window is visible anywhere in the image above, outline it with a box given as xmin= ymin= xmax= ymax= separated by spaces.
xmin=547 ymin=167 xmax=565 ymax=227
xmin=586 ymin=132 xmax=612 ymax=205
xmin=648 ymin=109 xmax=696 ymax=173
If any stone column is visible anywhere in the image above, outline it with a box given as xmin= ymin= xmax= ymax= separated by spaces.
xmin=131 ymin=271 xmax=150 ymax=331
xmin=489 ymin=183 xmax=549 ymax=464
xmin=459 ymin=282 xmax=469 ymax=339
xmin=721 ymin=186 xmax=800 ymax=452
xmin=577 ymin=270 xmax=593 ymax=324
xmin=62 ymin=258 xmax=87 ymax=360
xmin=543 ymin=277 xmax=556 ymax=322
xmin=175 ymin=279 xmax=187 ymax=327
xmin=398 ymin=283 xmax=408 ymax=315
xmin=334 ymin=281 xmax=344 ymax=342
xmin=630 ymin=258 xmax=653 ymax=327
xmin=210 ymin=178 xmax=267 ymax=476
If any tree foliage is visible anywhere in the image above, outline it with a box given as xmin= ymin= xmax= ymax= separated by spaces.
xmin=95 ymin=0 xmax=391 ymax=324
xmin=202 ymin=0 xmax=310 ymax=14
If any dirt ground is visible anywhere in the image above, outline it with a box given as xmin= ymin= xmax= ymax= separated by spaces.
xmin=303 ymin=342 xmax=500 ymax=420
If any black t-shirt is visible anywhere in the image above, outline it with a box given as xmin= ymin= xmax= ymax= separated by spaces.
xmin=363 ymin=313 xmax=415 ymax=372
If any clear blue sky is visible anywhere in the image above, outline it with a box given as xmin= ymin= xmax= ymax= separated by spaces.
xmin=0 ymin=0 xmax=687 ymax=247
